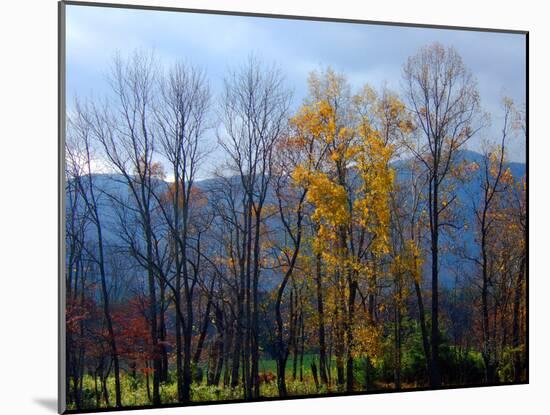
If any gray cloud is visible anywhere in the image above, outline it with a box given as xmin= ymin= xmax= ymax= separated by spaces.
xmin=66 ymin=4 xmax=526 ymax=163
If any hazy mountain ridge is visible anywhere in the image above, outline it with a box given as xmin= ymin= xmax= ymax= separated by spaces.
xmin=67 ymin=150 xmax=526 ymax=293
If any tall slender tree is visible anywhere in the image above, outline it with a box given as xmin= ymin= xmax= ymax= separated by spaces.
xmin=154 ymin=62 xmax=211 ymax=402
xmin=91 ymin=51 xmax=162 ymax=405
xmin=219 ymin=56 xmax=291 ymax=398
xmin=67 ymin=102 xmax=122 ymax=407
xmin=403 ymin=43 xmax=483 ymax=387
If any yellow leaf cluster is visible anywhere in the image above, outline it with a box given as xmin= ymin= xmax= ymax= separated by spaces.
xmin=392 ymin=239 xmax=424 ymax=285
xmin=293 ymin=166 xmax=350 ymax=229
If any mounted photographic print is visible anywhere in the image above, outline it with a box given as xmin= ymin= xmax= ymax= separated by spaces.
xmin=59 ymin=1 xmax=528 ymax=413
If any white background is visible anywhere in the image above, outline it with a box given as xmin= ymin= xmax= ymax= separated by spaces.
xmin=0 ymin=0 xmax=544 ymax=414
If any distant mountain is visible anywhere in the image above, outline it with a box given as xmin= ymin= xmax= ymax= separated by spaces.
xmin=67 ymin=150 xmax=525 ymax=293
xmin=396 ymin=150 xmax=526 ymax=288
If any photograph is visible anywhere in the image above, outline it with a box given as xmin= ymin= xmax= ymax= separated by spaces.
xmin=60 ymin=1 xmax=527 ymax=412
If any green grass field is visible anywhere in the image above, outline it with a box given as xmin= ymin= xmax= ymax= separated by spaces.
xmin=71 ymin=372 xmax=325 ymax=410
xmin=258 ymin=353 xmax=318 ymax=375
xmin=69 ymin=354 xmax=348 ymax=410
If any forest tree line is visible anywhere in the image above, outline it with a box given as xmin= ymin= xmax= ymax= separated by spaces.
xmin=65 ymin=43 xmax=527 ymax=410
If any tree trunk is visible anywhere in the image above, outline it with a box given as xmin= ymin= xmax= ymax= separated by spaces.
xmin=183 ymin=300 xmax=193 ymax=401
xmin=251 ymin=209 xmax=263 ymax=398
xmin=315 ymin=253 xmax=329 ymax=385
xmin=414 ymin=279 xmax=432 ymax=381
xmin=144 ymin=217 xmax=161 ymax=405
xmin=275 ymin=282 xmax=289 ymax=396
xmin=512 ymin=256 xmax=526 ymax=382
xmin=481 ymin=212 xmax=496 ymax=384
xmin=430 ymin=175 xmax=441 ymax=388
xmin=335 ymin=272 xmax=346 ymax=388
xmin=346 ymin=278 xmax=357 ymax=392
xmin=299 ymin=310 xmax=305 ymax=382
xmin=174 ymin=286 xmax=184 ymax=401
xmin=159 ymin=281 xmax=168 ymax=383
xmin=394 ymin=295 xmax=402 ymax=390
xmin=95 ymin=218 xmax=122 ymax=407
xmin=193 ymin=280 xmax=215 ymax=366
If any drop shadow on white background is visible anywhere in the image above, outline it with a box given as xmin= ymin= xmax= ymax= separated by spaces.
xmin=34 ymin=398 xmax=57 ymax=413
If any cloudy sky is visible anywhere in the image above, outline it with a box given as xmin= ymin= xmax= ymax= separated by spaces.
xmin=65 ymin=3 xmax=526 ymax=173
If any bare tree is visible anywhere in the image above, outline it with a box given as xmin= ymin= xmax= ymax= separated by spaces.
xmin=65 ymin=126 xmax=92 ymax=409
xmin=218 ymin=55 xmax=291 ymax=399
xmin=67 ymin=102 xmax=122 ymax=407
xmin=511 ymin=107 xmax=527 ymax=382
xmin=90 ymin=50 xmax=163 ymax=405
xmin=471 ymin=99 xmax=516 ymax=382
xmin=403 ymin=43 xmax=484 ymax=387
xmin=154 ymin=62 xmax=211 ymax=402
